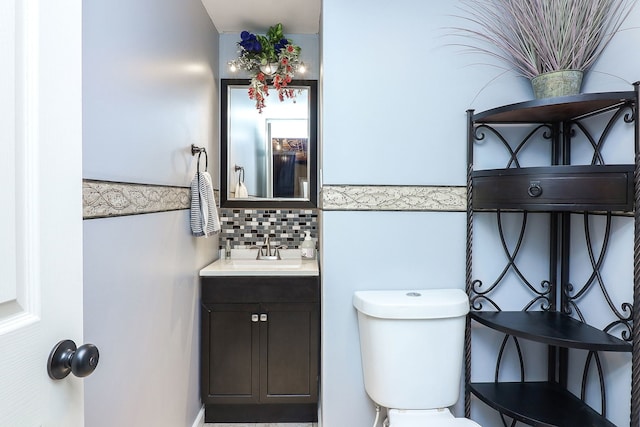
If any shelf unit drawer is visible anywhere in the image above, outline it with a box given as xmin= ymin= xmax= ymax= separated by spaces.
xmin=472 ymin=165 xmax=634 ymax=211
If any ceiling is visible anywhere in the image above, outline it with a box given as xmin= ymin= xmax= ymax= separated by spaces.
xmin=201 ymin=0 xmax=321 ymax=34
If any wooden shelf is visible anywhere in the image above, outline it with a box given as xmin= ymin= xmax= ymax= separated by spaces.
xmin=471 ymin=311 xmax=631 ymax=352
xmin=472 ymin=91 xmax=635 ymax=123
xmin=469 ymin=382 xmax=616 ymax=427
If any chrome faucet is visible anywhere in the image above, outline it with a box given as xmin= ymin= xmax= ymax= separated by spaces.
xmin=251 ymin=235 xmax=285 ymax=260
xmin=263 ymin=235 xmax=272 ymax=258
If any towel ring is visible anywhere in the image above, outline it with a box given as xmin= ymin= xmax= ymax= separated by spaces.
xmin=191 ymin=144 xmax=206 ymax=156
xmin=197 ymin=149 xmax=208 ymax=173
xmin=235 ymin=165 xmax=244 ymax=183
xmin=191 ymin=144 xmax=208 ymax=172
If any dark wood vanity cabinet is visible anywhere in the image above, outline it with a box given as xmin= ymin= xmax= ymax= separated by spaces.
xmin=200 ymin=275 xmax=319 ymax=423
xmin=466 ymin=90 xmax=639 ymax=426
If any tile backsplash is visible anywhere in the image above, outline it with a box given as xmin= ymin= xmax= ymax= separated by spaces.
xmin=219 ymin=208 xmax=318 ymax=250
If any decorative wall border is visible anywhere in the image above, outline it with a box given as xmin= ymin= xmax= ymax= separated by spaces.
xmin=321 ymin=185 xmax=466 ymax=212
xmin=83 ymin=179 xmax=191 ymax=219
xmin=83 ymin=181 xmax=466 ymax=219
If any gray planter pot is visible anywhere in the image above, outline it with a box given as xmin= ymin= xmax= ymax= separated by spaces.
xmin=530 ymin=70 xmax=584 ymax=99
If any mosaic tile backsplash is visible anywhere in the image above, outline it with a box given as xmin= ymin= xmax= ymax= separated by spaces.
xmin=219 ymin=208 xmax=318 ymax=250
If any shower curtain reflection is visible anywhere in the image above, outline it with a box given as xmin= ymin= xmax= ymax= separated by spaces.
xmin=273 ymin=152 xmax=296 ymax=197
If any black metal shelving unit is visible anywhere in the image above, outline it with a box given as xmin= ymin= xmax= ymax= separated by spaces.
xmin=465 ymin=86 xmax=640 ymax=426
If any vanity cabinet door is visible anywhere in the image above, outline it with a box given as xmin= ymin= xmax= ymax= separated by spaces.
xmin=201 ymin=303 xmax=260 ymax=403
xmin=259 ymin=302 xmax=319 ymax=404
xmin=200 ymin=275 xmax=320 ymax=422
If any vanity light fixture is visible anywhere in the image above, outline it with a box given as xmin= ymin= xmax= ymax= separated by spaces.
xmin=259 ymin=62 xmax=279 ymax=76
xmin=230 ymin=61 xmax=303 ymax=77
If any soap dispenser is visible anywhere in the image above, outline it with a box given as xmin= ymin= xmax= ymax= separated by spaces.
xmin=225 ymin=239 xmax=232 ymax=259
xmin=300 ymin=231 xmax=315 ymax=259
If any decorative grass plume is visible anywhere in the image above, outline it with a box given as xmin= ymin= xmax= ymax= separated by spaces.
xmin=452 ymin=0 xmax=636 ymax=79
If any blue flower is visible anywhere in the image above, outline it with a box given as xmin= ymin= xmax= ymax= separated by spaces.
xmin=239 ymin=31 xmax=261 ymax=52
xmin=274 ymin=38 xmax=288 ymax=53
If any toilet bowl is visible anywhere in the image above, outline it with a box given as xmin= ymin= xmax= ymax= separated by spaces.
xmin=353 ymin=289 xmax=482 ymax=427
xmin=388 ymin=408 xmax=481 ymax=427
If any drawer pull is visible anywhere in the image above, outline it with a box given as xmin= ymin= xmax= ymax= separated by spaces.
xmin=528 ymin=181 xmax=543 ymax=197
xmin=251 ymin=314 xmax=259 ymax=322
xmin=260 ymin=313 xmax=268 ymax=322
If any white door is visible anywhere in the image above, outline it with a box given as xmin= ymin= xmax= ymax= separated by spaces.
xmin=0 ymin=0 xmax=85 ymax=426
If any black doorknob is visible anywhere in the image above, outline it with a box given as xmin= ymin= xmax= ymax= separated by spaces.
xmin=47 ymin=339 xmax=100 ymax=380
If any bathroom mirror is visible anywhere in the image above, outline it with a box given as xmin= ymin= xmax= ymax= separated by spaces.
xmin=220 ymin=79 xmax=318 ymax=208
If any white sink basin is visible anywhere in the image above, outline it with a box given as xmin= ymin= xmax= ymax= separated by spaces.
xmin=229 ymin=248 xmax=303 ymax=269
xmin=231 ymin=258 xmax=302 ymax=269
xmin=200 ymin=248 xmax=318 ymax=277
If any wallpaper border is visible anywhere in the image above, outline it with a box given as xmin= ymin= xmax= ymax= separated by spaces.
xmin=82 ymin=179 xmax=191 ymax=219
xmin=321 ymin=185 xmax=466 ymax=212
xmin=83 ymin=181 xmax=467 ymax=219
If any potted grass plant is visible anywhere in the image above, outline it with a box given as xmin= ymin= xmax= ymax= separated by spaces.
xmin=453 ymin=0 xmax=637 ymax=98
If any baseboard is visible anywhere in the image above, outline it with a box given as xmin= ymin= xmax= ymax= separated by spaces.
xmin=204 ymin=403 xmax=317 ymax=423
xmin=191 ymin=406 xmax=205 ymax=427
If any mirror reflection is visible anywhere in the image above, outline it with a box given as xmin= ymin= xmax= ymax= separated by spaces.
xmin=221 ymin=79 xmax=317 ymax=208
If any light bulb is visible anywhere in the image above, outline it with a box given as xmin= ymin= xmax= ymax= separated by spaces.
xmin=298 ymin=62 xmax=307 ymax=74
xmin=259 ymin=63 xmax=278 ymax=75
xmin=229 ymin=63 xmax=237 ymax=73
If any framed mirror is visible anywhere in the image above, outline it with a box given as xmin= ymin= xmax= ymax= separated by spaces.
xmin=220 ymin=79 xmax=318 ymax=208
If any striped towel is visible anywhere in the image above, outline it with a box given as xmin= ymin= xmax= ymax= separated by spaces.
xmin=190 ymin=171 xmax=220 ymax=237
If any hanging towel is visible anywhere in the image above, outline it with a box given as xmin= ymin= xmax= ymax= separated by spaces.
xmin=235 ymin=181 xmax=248 ymax=198
xmin=234 ymin=166 xmax=248 ymax=198
xmin=190 ymin=152 xmax=220 ymax=237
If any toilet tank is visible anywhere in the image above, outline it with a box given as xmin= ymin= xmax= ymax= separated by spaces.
xmin=353 ymin=289 xmax=469 ymax=410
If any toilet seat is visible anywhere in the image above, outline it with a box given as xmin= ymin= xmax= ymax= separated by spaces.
xmin=388 ymin=409 xmax=482 ymax=427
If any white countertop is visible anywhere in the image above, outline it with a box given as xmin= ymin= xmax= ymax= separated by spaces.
xmin=200 ymin=256 xmax=319 ymax=277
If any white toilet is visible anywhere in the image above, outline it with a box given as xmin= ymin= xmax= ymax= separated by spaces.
xmin=353 ymin=289 xmax=481 ymax=427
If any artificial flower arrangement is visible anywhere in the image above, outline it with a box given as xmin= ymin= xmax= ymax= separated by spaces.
xmin=229 ymin=23 xmax=302 ymax=112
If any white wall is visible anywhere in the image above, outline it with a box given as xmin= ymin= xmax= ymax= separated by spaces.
xmin=321 ymin=211 xmax=467 ymax=426
xmin=83 ymin=0 xmax=220 ymax=186
xmin=82 ymin=0 xmax=219 ymax=426
xmin=320 ymin=1 xmax=640 ymax=426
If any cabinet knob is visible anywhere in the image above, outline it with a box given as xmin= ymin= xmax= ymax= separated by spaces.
xmin=260 ymin=313 xmax=268 ymax=322
xmin=251 ymin=314 xmax=259 ymax=322
xmin=528 ymin=181 xmax=543 ymax=197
